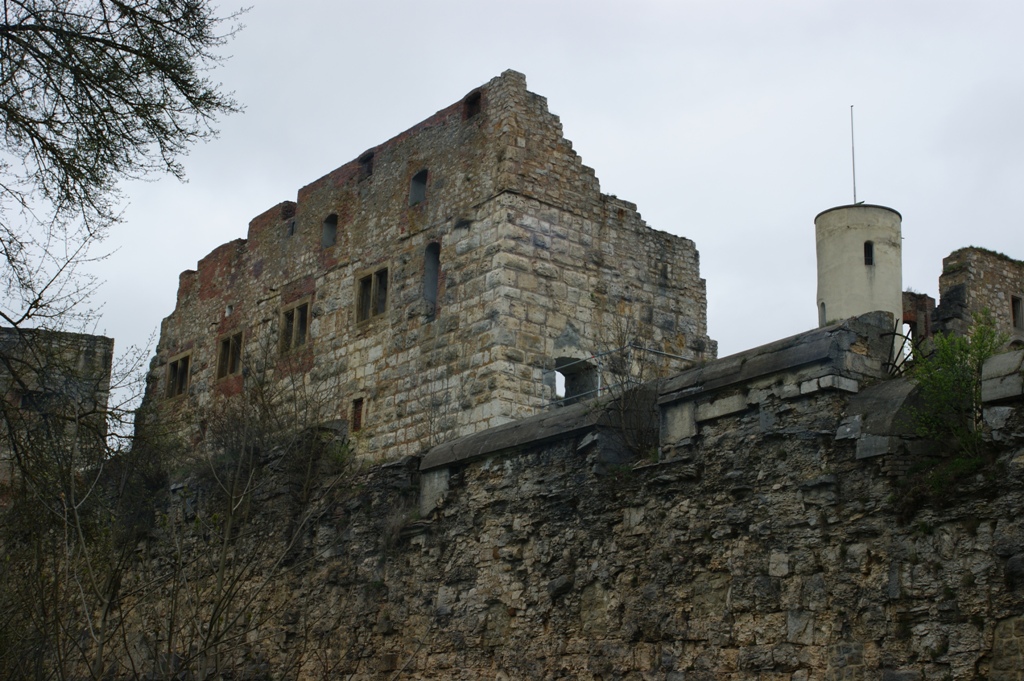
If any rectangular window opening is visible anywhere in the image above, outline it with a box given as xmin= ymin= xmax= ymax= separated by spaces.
xmin=356 ymin=267 xmax=389 ymax=323
xmin=374 ymin=269 xmax=388 ymax=316
xmin=165 ymin=353 xmax=191 ymax=398
xmin=464 ymin=91 xmax=482 ymax=119
xmin=351 ymin=398 xmax=364 ymax=432
xmin=359 ymin=152 xmax=374 ymax=180
xmin=217 ymin=332 xmax=243 ymax=379
xmin=1013 ymin=295 xmax=1023 ymax=330
xmin=281 ymin=301 xmax=311 ymax=353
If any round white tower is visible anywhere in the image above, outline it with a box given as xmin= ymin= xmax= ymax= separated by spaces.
xmin=815 ymin=204 xmax=902 ymax=329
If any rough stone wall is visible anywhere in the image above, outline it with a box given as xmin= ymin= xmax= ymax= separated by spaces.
xmin=0 ymin=328 xmax=113 ymax=483
xmin=935 ymin=247 xmax=1024 ymax=345
xmin=143 ymin=70 xmax=713 ymax=459
xmin=109 ymin=314 xmax=1024 ymax=679
xmin=117 ymin=367 xmax=1024 ymax=680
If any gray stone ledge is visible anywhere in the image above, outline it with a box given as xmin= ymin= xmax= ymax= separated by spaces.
xmin=421 ymin=399 xmax=610 ymax=471
xmin=659 ymin=312 xmax=893 ymax=407
xmin=983 ymin=349 xmax=1024 ymax=403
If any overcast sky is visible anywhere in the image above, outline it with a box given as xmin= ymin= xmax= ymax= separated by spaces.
xmin=93 ymin=0 xmax=1024 ymax=362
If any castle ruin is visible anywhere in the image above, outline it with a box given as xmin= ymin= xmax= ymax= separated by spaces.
xmin=143 ymin=70 xmax=715 ymax=457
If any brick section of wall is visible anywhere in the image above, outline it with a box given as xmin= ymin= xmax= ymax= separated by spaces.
xmin=141 ymin=70 xmax=715 ymax=460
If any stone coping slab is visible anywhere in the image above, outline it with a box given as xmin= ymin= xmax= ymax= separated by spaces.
xmin=421 ymin=398 xmax=617 ymax=471
xmin=659 ymin=311 xmax=893 ymax=406
xmin=982 ymin=349 xmax=1024 ymax=404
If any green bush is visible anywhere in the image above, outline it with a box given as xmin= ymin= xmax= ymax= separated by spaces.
xmin=911 ymin=310 xmax=1005 ymax=457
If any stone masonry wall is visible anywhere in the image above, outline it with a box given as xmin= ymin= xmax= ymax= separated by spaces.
xmin=935 ymin=247 xmax=1024 ymax=345
xmin=118 ymin=371 xmax=1024 ymax=680
xmin=0 ymin=328 xmax=114 ymax=484
xmin=113 ymin=315 xmax=1024 ymax=679
xmin=143 ymin=70 xmax=713 ymax=460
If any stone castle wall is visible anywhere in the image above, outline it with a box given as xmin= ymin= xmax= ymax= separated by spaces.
xmin=0 ymin=328 xmax=114 ymax=484
xmin=935 ymin=247 xmax=1024 ymax=345
xmin=144 ymin=70 xmax=713 ymax=459
xmin=113 ymin=315 xmax=1024 ymax=680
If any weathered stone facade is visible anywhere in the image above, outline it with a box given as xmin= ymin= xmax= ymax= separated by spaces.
xmin=143 ymin=70 xmax=714 ymax=459
xmin=934 ymin=247 xmax=1024 ymax=346
xmin=0 ymin=328 xmax=113 ymax=484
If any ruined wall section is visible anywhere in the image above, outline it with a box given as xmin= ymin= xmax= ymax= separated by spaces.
xmin=935 ymin=247 xmax=1024 ymax=345
xmin=0 ymin=329 xmax=114 ymax=484
xmin=145 ymin=70 xmax=714 ymax=459
xmin=149 ymin=81 xmax=511 ymax=451
xmin=478 ymin=192 xmax=713 ymax=421
xmin=468 ymin=71 xmax=713 ymax=419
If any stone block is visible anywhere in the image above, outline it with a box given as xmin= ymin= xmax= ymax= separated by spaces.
xmin=819 ymin=374 xmax=859 ymax=392
xmin=695 ymin=394 xmax=748 ymax=422
xmin=417 ymin=466 xmax=450 ymax=516
xmin=787 ymin=610 xmax=814 ymax=645
xmin=983 ymin=372 xmax=1024 ymax=404
xmin=800 ymin=379 xmax=820 ymax=395
xmin=836 ymin=414 xmax=862 ymax=440
xmin=982 ymin=349 xmax=1024 ymax=381
xmin=880 ymin=671 xmax=921 ymax=681
xmin=769 ymin=551 xmax=790 ymax=577
xmin=985 ymin=406 xmax=1015 ymax=430
xmin=661 ymin=402 xmax=696 ymax=444
xmin=856 ymin=435 xmax=894 ymax=459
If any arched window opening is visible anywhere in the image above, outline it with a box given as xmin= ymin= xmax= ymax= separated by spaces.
xmin=423 ymin=242 xmax=441 ymax=307
xmin=554 ymin=357 xmax=598 ymax=405
xmin=409 ymin=169 xmax=428 ymax=206
xmin=864 ymin=240 xmax=874 ymax=266
xmin=322 ymin=214 xmax=338 ymax=248
xmin=819 ymin=302 xmax=827 ymax=327
xmin=464 ymin=91 xmax=482 ymax=119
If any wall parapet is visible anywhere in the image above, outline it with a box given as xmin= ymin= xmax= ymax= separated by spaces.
xmin=659 ymin=311 xmax=895 ymax=454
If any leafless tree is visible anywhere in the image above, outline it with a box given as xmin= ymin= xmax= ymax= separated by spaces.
xmin=0 ymin=0 xmax=243 ymax=330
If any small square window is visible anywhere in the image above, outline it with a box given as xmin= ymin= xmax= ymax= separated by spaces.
xmin=165 ymin=353 xmax=191 ymax=398
xmin=281 ymin=301 xmax=311 ymax=353
xmin=217 ymin=332 xmax=243 ymax=379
